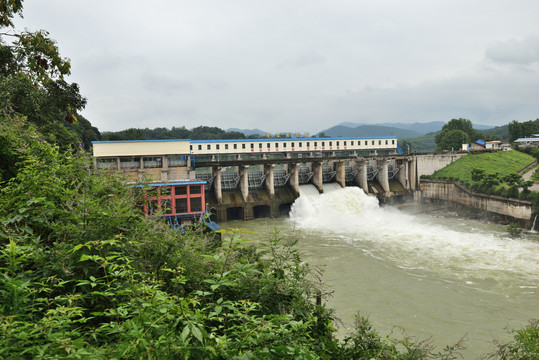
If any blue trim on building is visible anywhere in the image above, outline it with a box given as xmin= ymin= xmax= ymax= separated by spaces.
xmin=92 ymin=136 xmax=397 ymax=145
xmin=92 ymin=139 xmax=190 ymax=144
xmin=190 ymin=136 xmax=397 ymax=143
xmin=133 ymin=181 xmax=205 ymax=187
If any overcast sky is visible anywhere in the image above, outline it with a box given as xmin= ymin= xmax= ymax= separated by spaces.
xmin=12 ymin=0 xmax=539 ymax=133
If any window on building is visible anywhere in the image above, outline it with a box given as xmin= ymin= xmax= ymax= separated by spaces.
xmin=175 ymin=186 xmax=187 ymax=195
xmin=161 ymin=199 xmax=172 ymax=214
xmin=190 ymin=185 xmax=202 ymax=194
xmin=216 ymin=144 xmax=220 ymax=150
xmin=371 ymin=141 xmax=374 ymax=145
xmin=225 ymin=144 xmax=229 ymax=149
xmin=267 ymin=143 xmax=270 ymax=148
xmin=322 ymin=142 xmax=325 ymax=146
xmin=120 ymin=157 xmax=140 ymax=169
xmin=190 ymin=145 xmax=192 ymax=151
xmin=207 ymin=144 xmax=211 ymax=150
xmin=242 ymin=144 xmax=246 ymax=149
xmin=283 ymin=143 xmax=287 ymax=148
xmin=234 ymin=144 xmax=237 ymax=149
xmin=198 ymin=145 xmax=202 ymax=150
xmin=378 ymin=140 xmax=381 ymax=145
xmin=365 ymin=141 xmax=368 ymax=145
xmin=96 ymin=157 xmax=118 ymax=170
xmin=392 ymin=140 xmax=395 ymax=144
xmin=143 ymin=157 xmax=162 ymax=168
xmin=385 ymin=140 xmax=388 ymax=145
xmin=190 ymin=197 xmax=202 ymax=212
xmin=343 ymin=141 xmax=346 ymax=146
xmin=299 ymin=142 xmax=302 ymax=147
xmin=307 ymin=142 xmax=310 ymax=147
xmin=250 ymin=143 xmax=254 ymax=149
xmin=259 ymin=143 xmax=262 ymax=148
xmin=291 ymin=142 xmax=295 ymax=147
xmin=329 ymin=141 xmax=332 ymax=146
xmin=175 ymin=198 xmax=188 ymax=213
xmin=167 ymin=155 xmax=187 ymax=167
xmin=275 ymin=143 xmax=279 ymax=148
xmin=314 ymin=142 xmax=317 ymax=147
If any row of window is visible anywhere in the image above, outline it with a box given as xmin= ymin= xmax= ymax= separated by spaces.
xmin=96 ymin=155 xmax=188 ymax=170
xmin=192 ymin=139 xmax=395 ymax=151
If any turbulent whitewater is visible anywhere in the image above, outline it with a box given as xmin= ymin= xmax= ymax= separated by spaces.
xmin=289 ymin=186 xmax=539 ymax=287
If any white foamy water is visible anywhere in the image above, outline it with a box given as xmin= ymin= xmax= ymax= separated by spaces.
xmin=290 ymin=186 xmax=539 ymax=287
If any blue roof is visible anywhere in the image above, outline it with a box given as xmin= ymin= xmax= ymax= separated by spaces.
xmin=132 ymin=181 xmax=205 ymax=187
xmin=190 ymin=136 xmax=397 ymax=143
xmin=475 ymin=139 xmax=486 ymax=146
xmin=92 ymin=139 xmax=190 ymax=144
xmin=93 ymin=136 xmax=397 ymax=144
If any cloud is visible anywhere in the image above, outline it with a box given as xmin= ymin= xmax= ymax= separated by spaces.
xmin=485 ymin=36 xmax=539 ymax=66
xmin=140 ymin=73 xmax=194 ymax=94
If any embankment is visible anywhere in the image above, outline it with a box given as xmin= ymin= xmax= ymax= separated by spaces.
xmin=419 ymin=179 xmax=534 ymax=227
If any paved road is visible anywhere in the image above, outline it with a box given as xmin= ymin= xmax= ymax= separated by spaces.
xmin=522 ymin=167 xmax=539 ymax=191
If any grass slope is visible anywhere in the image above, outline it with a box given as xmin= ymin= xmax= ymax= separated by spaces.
xmin=432 ymin=150 xmax=535 ymax=182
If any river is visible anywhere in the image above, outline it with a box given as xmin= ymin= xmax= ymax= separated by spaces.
xmin=220 ymin=184 xmax=539 ymax=358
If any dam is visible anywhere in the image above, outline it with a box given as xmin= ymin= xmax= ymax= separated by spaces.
xmin=92 ymin=137 xmax=465 ymax=222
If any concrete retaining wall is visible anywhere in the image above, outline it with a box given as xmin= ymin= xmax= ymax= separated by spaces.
xmin=415 ymin=153 xmax=467 ymax=178
xmin=420 ymin=179 xmax=533 ymax=223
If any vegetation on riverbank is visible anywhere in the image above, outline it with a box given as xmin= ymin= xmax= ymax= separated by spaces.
xmin=422 ymin=150 xmax=539 ymax=201
xmin=428 ymin=151 xmax=535 ymax=183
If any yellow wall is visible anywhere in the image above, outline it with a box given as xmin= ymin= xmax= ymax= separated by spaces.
xmin=93 ymin=140 xmax=190 ymax=157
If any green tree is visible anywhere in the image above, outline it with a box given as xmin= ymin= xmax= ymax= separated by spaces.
xmin=508 ymin=120 xmax=522 ymax=142
xmin=1 ymin=2 xmax=89 ymax=155
xmin=435 ymin=118 xmax=479 ymax=150
xmin=438 ymin=129 xmax=469 ymax=151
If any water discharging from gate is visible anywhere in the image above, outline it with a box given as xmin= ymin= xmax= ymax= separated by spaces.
xmin=223 ymin=185 xmax=539 ymax=357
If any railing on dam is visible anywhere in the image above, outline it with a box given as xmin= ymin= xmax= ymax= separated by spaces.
xmin=366 ymin=165 xmax=378 ymax=181
xmin=298 ymin=166 xmax=314 ymax=184
xmin=387 ymin=164 xmax=399 ymax=179
xmin=248 ymin=171 xmax=266 ymax=189
xmin=322 ymin=165 xmax=336 ymax=183
xmin=345 ymin=167 xmax=358 ymax=185
xmin=221 ymin=172 xmax=240 ymax=190
xmin=196 ymin=173 xmax=214 ymax=190
xmin=274 ymin=169 xmax=291 ymax=187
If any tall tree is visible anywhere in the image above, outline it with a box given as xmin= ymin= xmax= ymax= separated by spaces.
xmin=0 ymin=0 xmax=93 ymax=182
xmin=435 ymin=118 xmax=479 ymax=150
xmin=1 ymin=1 xmax=87 ymax=149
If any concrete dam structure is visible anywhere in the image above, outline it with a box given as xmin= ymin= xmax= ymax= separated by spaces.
xmin=92 ymin=137 xmax=465 ymax=222
xmin=195 ymin=153 xmax=464 ymax=221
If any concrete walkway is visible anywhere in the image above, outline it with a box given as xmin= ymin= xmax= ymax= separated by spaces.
xmin=522 ymin=164 xmax=539 ymax=191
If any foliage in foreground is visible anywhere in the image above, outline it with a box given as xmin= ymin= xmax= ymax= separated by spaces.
xmin=0 ymin=120 xmax=472 ymax=359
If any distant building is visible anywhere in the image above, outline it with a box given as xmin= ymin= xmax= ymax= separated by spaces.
xmin=514 ymin=134 xmax=539 ymax=147
xmin=463 ymin=140 xmax=510 ymax=152
xmin=469 ymin=139 xmax=486 ymax=151
xmin=485 ymin=140 xmax=502 ymax=150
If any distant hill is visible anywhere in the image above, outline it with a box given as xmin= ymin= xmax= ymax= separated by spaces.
xmin=331 ymin=121 xmax=444 ymax=135
xmin=322 ymin=124 xmax=422 ymax=139
xmin=226 ymin=128 xmax=266 ymax=137
xmin=481 ymin=124 xmax=509 ymax=140
xmin=331 ymin=121 xmax=494 ymax=136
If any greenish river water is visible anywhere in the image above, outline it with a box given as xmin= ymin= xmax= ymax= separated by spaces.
xmin=220 ymin=184 xmax=539 ymax=358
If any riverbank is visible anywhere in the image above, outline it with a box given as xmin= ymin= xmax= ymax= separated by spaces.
xmin=418 ymin=179 xmax=534 ymax=229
